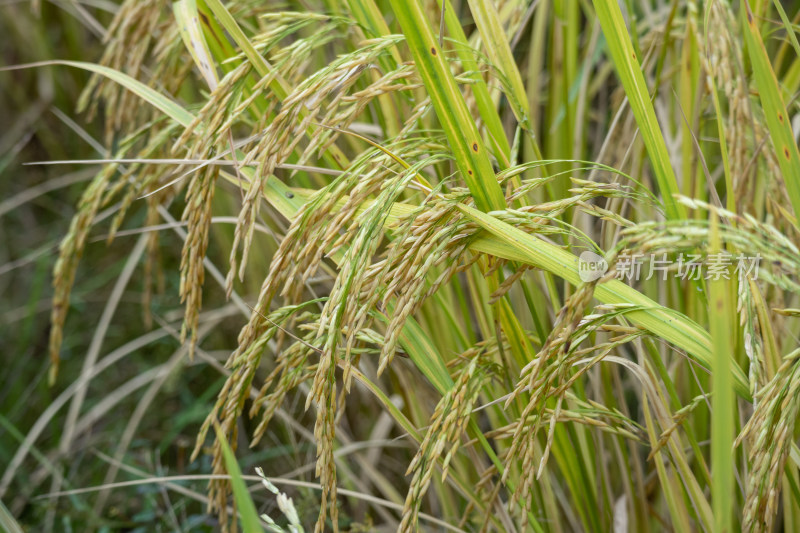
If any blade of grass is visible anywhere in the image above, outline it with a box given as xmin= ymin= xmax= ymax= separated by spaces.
xmin=0 ymin=61 xmax=195 ymax=126
xmin=442 ymin=0 xmax=513 ymax=165
xmin=388 ymin=0 xmax=506 ymax=212
xmin=212 ymin=421 xmax=263 ymax=532
xmin=0 ymin=499 xmax=23 ymax=533
xmin=750 ymin=279 xmax=779 ymax=379
xmin=701 ymin=2 xmax=735 ymax=213
xmin=173 ymin=0 xmax=219 ymax=89
xmin=772 ymin=0 xmax=800 ymax=61
xmin=344 ymin=0 xmax=403 ymax=65
xmin=642 ymin=396 xmax=694 ymax=532
xmin=679 ymin=12 xmax=703 ymax=207
xmin=741 ymin=0 xmax=800 ymax=227
xmin=592 ymin=0 xmax=686 ymax=221
xmin=708 ymin=213 xmax=734 ymax=533
xmin=466 ymin=0 xmax=531 ymax=128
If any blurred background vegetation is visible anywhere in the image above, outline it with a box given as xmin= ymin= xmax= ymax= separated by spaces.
xmin=0 ymin=3 xmax=257 ymax=531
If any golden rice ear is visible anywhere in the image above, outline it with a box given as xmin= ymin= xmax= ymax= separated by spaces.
xmin=400 ymin=353 xmax=489 ymax=531
xmin=224 ymin=35 xmax=409 ymax=298
xmin=80 ymin=0 xmax=172 ymax=141
xmin=700 ymin=0 xmax=781 ymax=216
xmin=179 ymin=164 xmax=219 ymax=358
xmin=49 ymin=163 xmax=119 ymax=382
xmin=737 ymin=352 xmax=800 ymax=532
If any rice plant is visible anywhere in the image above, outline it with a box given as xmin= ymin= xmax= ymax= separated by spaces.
xmin=6 ymin=0 xmax=800 ymax=531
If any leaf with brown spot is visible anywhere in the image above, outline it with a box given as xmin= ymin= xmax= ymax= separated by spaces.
xmin=741 ymin=0 xmax=800 ymax=227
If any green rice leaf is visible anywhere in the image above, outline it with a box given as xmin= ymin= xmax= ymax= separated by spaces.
xmin=593 ymin=0 xmax=686 ymax=220
xmin=389 ymin=0 xmax=506 ymax=212
xmin=466 ymin=0 xmax=530 ymax=127
xmin=212 ymin=421 xmax=263 ymax=532
xmin=0 ymin=60 xmax=196 ymax=127
xmin=742 ymin=0 xmax=800 ymax=227
xmin=708 ymin=214 xmax=734 ymax=533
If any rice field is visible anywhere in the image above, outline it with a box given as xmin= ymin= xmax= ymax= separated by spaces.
xmin=3 ymin=0 xmax=800 ymax=531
